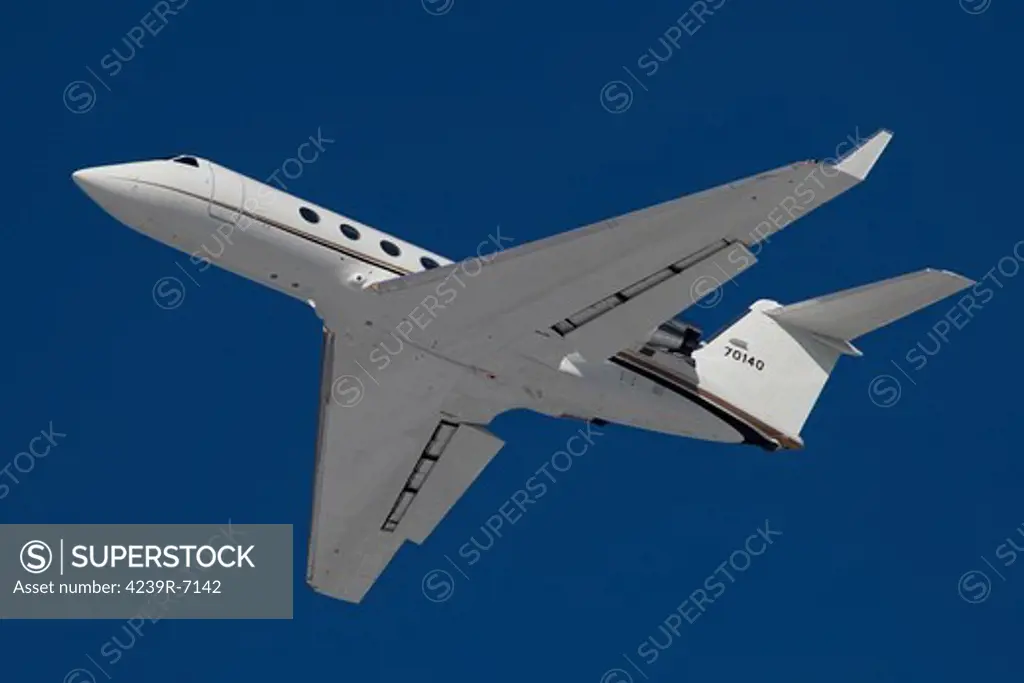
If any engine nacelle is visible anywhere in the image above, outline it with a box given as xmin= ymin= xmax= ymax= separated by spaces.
xmin=646 ymin=319 xmax=702 ymax=356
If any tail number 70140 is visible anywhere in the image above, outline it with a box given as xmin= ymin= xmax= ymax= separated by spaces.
xmin=723 ymin=346 xmax=765 ymax=371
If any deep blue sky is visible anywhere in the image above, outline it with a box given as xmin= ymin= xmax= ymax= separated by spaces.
xmin=2 ymin=0 xmax=1022 ymax=680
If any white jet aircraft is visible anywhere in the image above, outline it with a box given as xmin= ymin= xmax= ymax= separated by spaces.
xmin=73 ymin=129 xmax=972 ymax=603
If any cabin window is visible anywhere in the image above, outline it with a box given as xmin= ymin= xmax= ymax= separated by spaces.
xmin=380 ymin=240 xmax=401 ymax=257
xmin=340 ymin=224 xmax=360 ymax=240
xmin=299 ymin=207 xmax=320 ymax=224
xmin=420 ymin=257 xmax=440 ymax=270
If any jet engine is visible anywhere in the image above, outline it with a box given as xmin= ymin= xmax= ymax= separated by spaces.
xmin=646 ymin=319 xmax=702 ymax=356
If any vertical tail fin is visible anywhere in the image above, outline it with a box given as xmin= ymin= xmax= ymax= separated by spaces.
xmin=692 ymin=269 xmax=974 ymax=442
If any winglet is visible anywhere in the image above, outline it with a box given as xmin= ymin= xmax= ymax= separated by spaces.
xmin=835 ymin=129 xmax=893 ymax=181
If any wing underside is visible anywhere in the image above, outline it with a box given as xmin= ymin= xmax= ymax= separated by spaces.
xmin=306 ymin=328 xmax=505 ymax=603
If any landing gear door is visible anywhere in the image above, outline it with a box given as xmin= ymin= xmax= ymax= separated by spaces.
xmin=207 ymin=161 xmax=246 ymax=225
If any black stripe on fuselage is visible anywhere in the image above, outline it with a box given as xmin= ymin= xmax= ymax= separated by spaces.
xmin=136 ymin=179 xmax=417 ymax=277
xmin=609 ymin=355 xmax=778 ymax=451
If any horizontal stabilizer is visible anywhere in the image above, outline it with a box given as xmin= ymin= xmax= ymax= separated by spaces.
xmin=695 ymin=267 xmax=974 ymax=440
xmin=765 ymin=269 xmax=975 ymax=343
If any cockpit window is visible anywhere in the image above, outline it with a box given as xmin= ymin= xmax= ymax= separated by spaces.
xmin=171 ymin=156 xmax=199 ymax=167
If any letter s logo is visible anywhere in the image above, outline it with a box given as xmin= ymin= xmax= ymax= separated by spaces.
xmin=21 ymin=540 xmax=53 ymax=574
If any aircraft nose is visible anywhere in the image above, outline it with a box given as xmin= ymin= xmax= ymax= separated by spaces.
xmin=72 ymin=163 xmax=148 ymax=227
xmin=72 ymin=167 xmax=115 ymax=197
xmin=72 ymin=163 xmax=138 ymax=197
